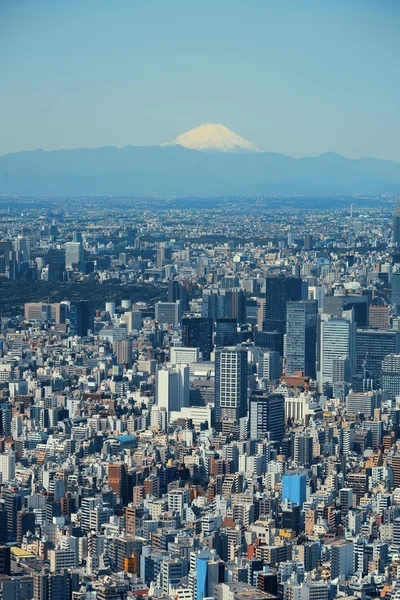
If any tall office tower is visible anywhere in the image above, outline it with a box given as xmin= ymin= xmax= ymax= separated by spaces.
xmin=320 ymin=316 xmax=357 ymax=388
xmin=182 ymin=316 xmax=213 ymax=360
xmin=214 ymin=348 xmax=248 ymax=423
xmin=264 ymin=276 xmax=302 ymax=334
xmin=202 ymin=291 xmax=221 ymax=320
xmin=14 ymin=235 xmax=30 ymax=263
xmin=114 ymin=339 xmax=132 ymax=367
xmin=394 ymin=197 xmax=400 ymax=246
xmin=156 ymin=364 xmax=190 ymax=418
xmin=368 ymin=306 xmax=389 ymax=330
xmin=168 ymin=281 xmax=189 ymax=311
xmin=0 ymin=452 xmax=15 ymax=484
xmin=356 ymin=329 xmax=400 ymax=388
xmin=156 ymin=246 xmax=166 ymax=269
xmin=0 ymin=240 xmax=11 ymax=270
xmin=108 ymin=462 xmax=128 ymax=506
xmin=249 ymin=392 xmax=285 ymax=442
xmin=221 ymin=289 xmax=247 ymax=324
xmin=65 ymin=241 xmax=83 ymax=269
xmin=254 ymin=331 xmax=284 ymax=356
xmin=257 ymin=350 xmax=282 ymax=382
xmin=2 ymin=488 xmax=21 ymax=542
xmin=72 ymin=230 xmax=83 ymax=243
xmin=155 ymin=301 xmax=182 ymax=326
xmin=392 ymin=273 xmax=400 ymax=316
xmin=382 ymin=354 xmax=400 ymax=399
xmin=69 ymin=300 xmax=94 ymax=337
xmin=215 ymin=319 xmax=238 ymax=347
xmin=293 ymin=433 xmax=314 ymax=467
xmin=323 ymin=295 xmax=369 ymax=327
xmin=285 ymin=300 xmax=317 ymax=379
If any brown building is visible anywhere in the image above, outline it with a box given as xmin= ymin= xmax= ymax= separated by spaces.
xmin=369 ymin=306 xmax=389 ymax=330
xmin=108 ymin=463 xmax=128 ymax=505
xmin=125 ymin=505 xmax=144 ymax=536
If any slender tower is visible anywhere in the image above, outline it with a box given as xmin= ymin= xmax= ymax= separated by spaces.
xmin=393 ymin=197 xmax=400 ymax=246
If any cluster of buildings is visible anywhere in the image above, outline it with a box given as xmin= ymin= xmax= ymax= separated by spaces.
xmin=0 ymin=198 xmax=399 ymax=599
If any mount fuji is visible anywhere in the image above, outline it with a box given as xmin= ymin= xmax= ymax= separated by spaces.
xmin=1 ymin=125 xmax=400 ymax=196
xmin=161 ymin=123 xmax=262 ymax=154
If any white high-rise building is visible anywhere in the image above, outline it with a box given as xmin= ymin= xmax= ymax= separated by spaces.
xmin=320 ymin=315 xmax=356 ymax=389
xmin=156 ymin=364 xmax=190 ymax=418
xmin=65 ymin=241 xmax=83 ymax=269
xmin=0 ymin=451 xmax=15 ymax=483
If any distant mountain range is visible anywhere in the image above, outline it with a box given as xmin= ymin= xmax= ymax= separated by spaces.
xmin=0 ymin=124 xmax=399 ymax=196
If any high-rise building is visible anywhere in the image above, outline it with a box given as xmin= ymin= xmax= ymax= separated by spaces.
xmin=285 ymin=300 xmax=317 ymax=378
xmin=114 ymin=339 xmax=132 ymax=367
xmin=393 ymin=197 xmax=400 ymax=246
xmin=214 ymin=348 xmax=248 ymax=422
xmin=320 ymin=316 xmax=357 ymax=388
xmin=182 ymin=317 xmax=213 ymax=360
xmin=69 ymin=300 xmax=94 ymax=337
xmin=168 ymin=280 xmax=189 ymax=311
xmin=221 ymin=289 xmax=247 ymax=324
xmin=108 ymin=463 xmax=128 ymax=506
xmin=356 ymin=329 xmax=400 ymax=387
xmin=249 ymin=392 xmax=285 ymax=442
xmin=293 ymin=433 xmax=314 ymax=467
xmin=155 ymin=301 xmax=182 ymax=326
xmin=14 ymin=235 xmax=30 ymax=263
xmin=264 ymin=276 xmax=302 ymax=334
xmin=257 ymin=350 xmax=282 ymax=382
xmin=2 ymin=487 xmax=21 ymax=542
xmin=156 ymin=364 xmax=190 ymax=418
xmin=215 ymin=319 xmax=238 ymax=347
xmin=0 ymin=452 xmax=15 ymax=484
xmin=368 ymin=306 xmax=389 ymax=330
xmin=65 ymin=241 xmax=83 ymax=270
xmin=382 ymin=354 xmax=400 ymax=399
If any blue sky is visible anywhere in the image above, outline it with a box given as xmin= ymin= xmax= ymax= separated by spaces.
xmin=1 ymin=0 xmax=399 ymax=160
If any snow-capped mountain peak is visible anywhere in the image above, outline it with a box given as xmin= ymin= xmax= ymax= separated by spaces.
xmin=161 ymin=123 xmax=262 ymax=153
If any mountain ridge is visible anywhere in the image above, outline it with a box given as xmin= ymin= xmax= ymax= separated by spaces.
xmin=0 ymin=143 xmax=399 ymax=197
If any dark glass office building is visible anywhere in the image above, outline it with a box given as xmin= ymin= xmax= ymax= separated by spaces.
xmin=286 ymin=300 xmax=317 ymax=378
xmin=356 ymin=329 xmax=400 ymax=387
xmin=264 ymin=276 xmax=302 ymax=334
xmin=182 ymin=317 xmax=213 ymax=361
xmin=69 ymin=300 xmax=94 ymax=337
xmin=215 ymin=319 xmax=238 ymax=347
xmin=249 ymin=391 xmax=285 ymax=442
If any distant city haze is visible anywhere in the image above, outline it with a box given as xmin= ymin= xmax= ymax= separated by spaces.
xmin=1 ymin=0 xmax=400 ymax=161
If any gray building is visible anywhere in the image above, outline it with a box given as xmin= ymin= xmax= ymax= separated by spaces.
xmin=286 ymin=300 xmax=317 ymax=379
